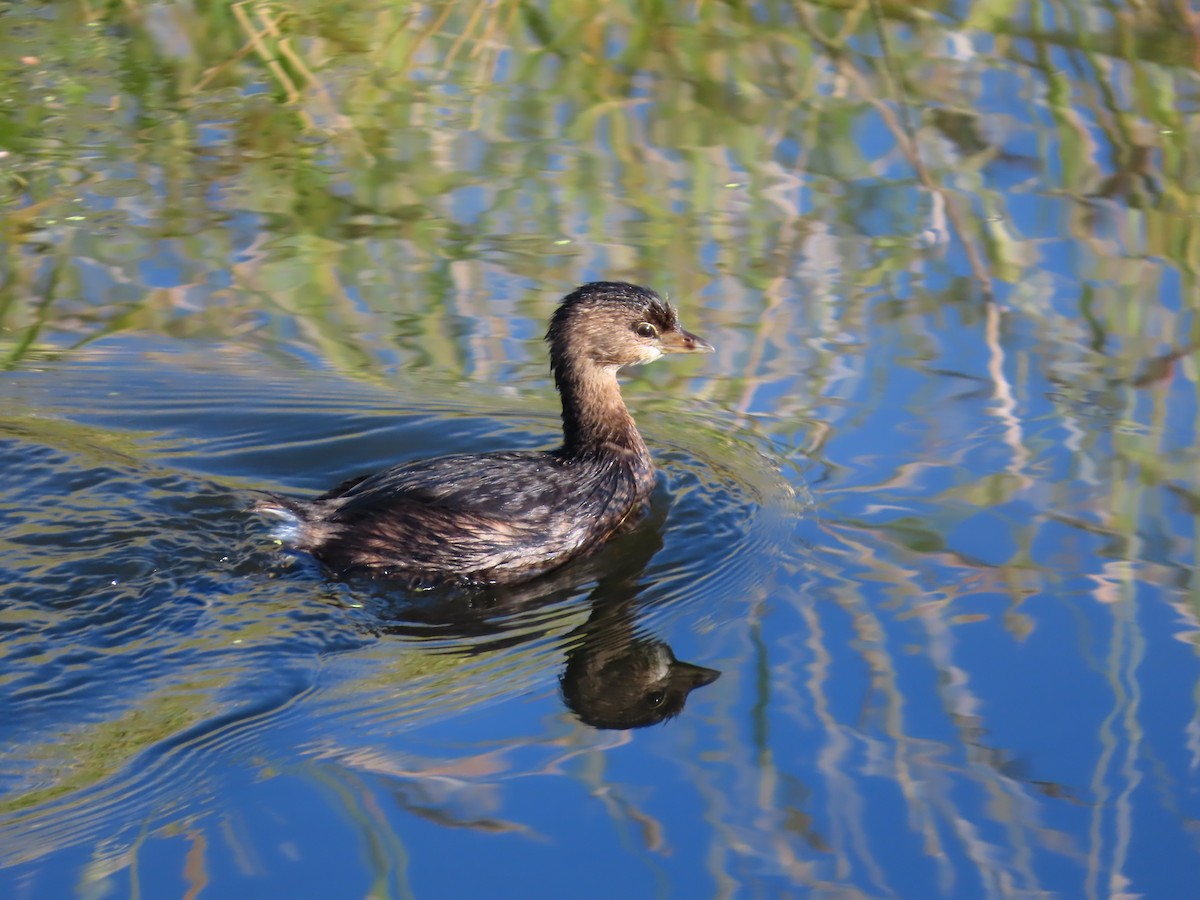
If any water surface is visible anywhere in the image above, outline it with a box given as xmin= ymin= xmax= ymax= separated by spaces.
xmin=2 ymin=2 xmax=1199 ymax=898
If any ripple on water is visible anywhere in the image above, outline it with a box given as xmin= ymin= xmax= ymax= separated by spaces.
xmin=0 ymin=426 xmax=352 ymax=864
xmin=0 ymin=347 xmax=806 ymax=870
xmin=296 ymin=410 xmax=807 ymax=740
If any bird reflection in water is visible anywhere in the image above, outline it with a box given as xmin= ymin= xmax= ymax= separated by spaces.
xmin=365 ymin=498 xmax=720 ymax=730
xmin=559 ymin=592 xmax=719 ymax=729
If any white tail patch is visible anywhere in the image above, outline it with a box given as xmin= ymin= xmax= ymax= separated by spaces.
xmin=258 ymin=504 xmax=303 ymax=543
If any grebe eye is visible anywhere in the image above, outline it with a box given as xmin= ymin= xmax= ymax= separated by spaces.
xmin=635 ymin=322 xmax=658 ymax=339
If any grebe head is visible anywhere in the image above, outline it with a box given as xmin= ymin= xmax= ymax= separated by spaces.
xmin=546 ymin=282 xmax=714 ymax=372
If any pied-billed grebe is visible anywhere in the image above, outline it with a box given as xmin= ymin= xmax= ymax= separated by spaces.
xmin=256 ymin=282 xmax=713 ymax=586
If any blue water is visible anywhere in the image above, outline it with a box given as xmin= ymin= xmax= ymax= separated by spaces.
xmin=4 ymin=2 xmax=1200 ymax=897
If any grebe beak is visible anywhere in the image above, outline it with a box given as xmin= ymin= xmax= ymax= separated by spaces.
xmin=671 ymin=660 xmax=721 ymax=688
xmin=662 ymin=328 xmax=715 ymax=354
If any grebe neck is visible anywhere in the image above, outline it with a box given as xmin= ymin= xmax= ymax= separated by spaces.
xmin=554 ymin=357 xmax=649 ymax=461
